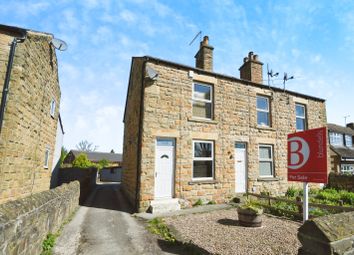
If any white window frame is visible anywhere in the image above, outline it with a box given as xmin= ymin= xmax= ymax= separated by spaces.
xmin=50 ymin=99 xmax=56 ymax=118
xmin=295 ymin=103 xmax=307 ymax=131
xmin=192 ymin=82 xmax=213 ymax=120
xmin=256 ymin=95 xmax=270 ymax=127
xmin=258 ymin=144 xmax=274 ymax=177
xmin=44 ymin=147 xmax=50 ymax=169
xmin=341 ymin=164 xmax=354 ymax=174
xmin=345 ymin=135 xmax=353 ymax=147
xmin=329 ymin=132 xmax=344 ymax=146
xmin=192 ymin=140 xmax=214 ymax=180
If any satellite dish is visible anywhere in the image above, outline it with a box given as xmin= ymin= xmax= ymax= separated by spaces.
xmin=51 ymin=38 xmax=67 ymax=51
xmin=146 ymin=66 xmax=159 ymax=80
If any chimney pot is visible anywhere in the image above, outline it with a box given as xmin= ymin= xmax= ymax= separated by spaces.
xmin=202 ymin=36 xmax=209 ymax=45
xmin=239 ymin=51 xmax=263 ymax=84
xmin=347 ymin=122 xmax=354 ymax=130
xmin=195 ymin=35 xmax=214 ymax=72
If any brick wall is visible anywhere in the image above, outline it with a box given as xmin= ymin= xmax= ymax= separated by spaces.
xmin=124 ymin=57 xmax=327 ymax=212
xmin=0 ymin=30 xmax=61 ymax=203
xmin=0 ymin=181 xmax=79 ymax=255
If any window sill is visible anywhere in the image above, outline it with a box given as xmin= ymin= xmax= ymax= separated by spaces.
xmin=188 ymin=117 xmax=218 ymax=124
xmin=256 ymin=125 xmax=275 ymax=131
xmin=188 ymin=180 xmax=218 ymax=185
xmin=257 ymin=177 xmax=280 ymax=182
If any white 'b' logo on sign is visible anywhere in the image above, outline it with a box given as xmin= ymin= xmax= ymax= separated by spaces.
xmin=288 ymin=137 xmax=310 ymax=170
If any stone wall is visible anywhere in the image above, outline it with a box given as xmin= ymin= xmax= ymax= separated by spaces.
xmin=298 ymin=211 xmax=354 ymax=255
xmin=0 ymin=181 xmax=79 ymax=255
xmin=329 ymin=149 xmax=341 ymax=173
xmin=122 ymin=58 xmax=144 ymax=209
xmin=328 ymin=173 xmax=354 ymax=192
xmin=124 ymin=57 xmax=327 ymax=212
xmin=0 ymin=28 xmax=61 ymax=204
xmin=58 ymin=167 xmax=97 ymax=204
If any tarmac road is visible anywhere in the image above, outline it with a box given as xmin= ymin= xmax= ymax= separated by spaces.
xmin=53 ymin=183 xmax=173 ymax=255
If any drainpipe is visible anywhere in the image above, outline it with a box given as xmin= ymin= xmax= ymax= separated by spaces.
xmin=0 ymin=35 xmax=26 ymax=134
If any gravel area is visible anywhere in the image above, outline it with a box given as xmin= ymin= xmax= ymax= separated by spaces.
xmin=164 ymin=208 xmax=301 ymax=255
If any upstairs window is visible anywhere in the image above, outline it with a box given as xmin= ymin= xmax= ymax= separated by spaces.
xmin=50 ymin=99 xmax=56 ymax=118
xmin=192 ymin=83 xmax=213 ymax=119
xmin=259 ymin=145 xmax=274 ymax=177
xmin=257 ymin=96 xmax=270 ymax=126
xmin=345 ymin=135 xmax=353 ymax=147
xmin=329 ymin=132 xmax=343 ymax=146
xmin=193 ymin=140 xmax=214 ymax=179
xmin=295 ymin=103 xmax=307 ymax=131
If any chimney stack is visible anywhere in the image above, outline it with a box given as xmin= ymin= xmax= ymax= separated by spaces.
xmin=195 ymin=36 xmax=214 ymax=72
xmin=239 ymin=51 xmax=263 ymax=84
xmin=347 ymin=122 xmax=354 ymax=130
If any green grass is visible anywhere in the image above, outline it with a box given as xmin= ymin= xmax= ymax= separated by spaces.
xmin=40 ymin=208 xmax=78 ymax=255
xmin=41 ymin=233 xmax=59 ymax=255
xmin=147 ymin=218 xmax=176 ymax=242
xmin=193 ymin=199 xmax=203 ymax=207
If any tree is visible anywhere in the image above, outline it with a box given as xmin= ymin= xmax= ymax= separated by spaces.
xmin=72 ymin=154 xmax=93 ymax=168
xmin=60 ymin=146 xmax=68 ymax=165
xmin=97 ymin=159 xmax=109 ymax=169
xmin=76 ymin=140 xmax=98 ymax=152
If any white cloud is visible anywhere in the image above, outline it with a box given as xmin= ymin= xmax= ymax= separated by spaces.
xmin=119 ymin=9 xmax=136 ymax=23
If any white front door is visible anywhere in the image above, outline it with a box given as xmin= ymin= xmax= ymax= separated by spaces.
xmin=235 ymin=142 xmax=247 ymax=193
xmin=155 ymin=138 xmax=175 ymax=199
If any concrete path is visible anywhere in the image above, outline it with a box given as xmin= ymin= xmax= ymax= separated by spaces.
xmin=53 ymin=183 xmax=174 ymax=255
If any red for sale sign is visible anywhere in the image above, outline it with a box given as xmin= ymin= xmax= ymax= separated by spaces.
xmin=288 ymin=127 xmax=328 ymax=183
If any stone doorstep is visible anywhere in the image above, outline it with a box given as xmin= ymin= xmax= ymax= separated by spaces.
xmin=149 ymin=198 xmax=181 ymax=214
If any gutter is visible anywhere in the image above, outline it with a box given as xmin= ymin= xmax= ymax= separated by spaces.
xmin=0 ymin=33 xmax=26 ymax=134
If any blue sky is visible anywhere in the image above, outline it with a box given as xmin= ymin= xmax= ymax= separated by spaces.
xmin=1 ymin=0 xmax=353 ymax=153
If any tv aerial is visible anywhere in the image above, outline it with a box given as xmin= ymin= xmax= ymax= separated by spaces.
xmin=283 ymin=72 xmax=294 ymax=91
xmin=51 ymin=38 xmax=68 ymax=51
xmin=266 ymin=63 xmax=279 ymax=86
xmin=189 ymin=31 xmax=202 ymax=46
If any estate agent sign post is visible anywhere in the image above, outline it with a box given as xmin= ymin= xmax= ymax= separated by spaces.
xmin=288 ymin=127 xmax=328 ymax=222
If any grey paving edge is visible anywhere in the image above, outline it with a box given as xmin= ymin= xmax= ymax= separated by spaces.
xmin=134 ymin=203 xmax=234 ymax=220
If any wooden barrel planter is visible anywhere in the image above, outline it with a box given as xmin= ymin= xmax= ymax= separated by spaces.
xmin=237 ymin=207 xmax=263 ymax=227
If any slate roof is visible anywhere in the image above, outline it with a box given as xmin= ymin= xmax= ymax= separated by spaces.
xmin=330 ymin=146 xmax=354 ymax=159
xmin=327 ymin=123 xmax=354 ymax=136
xmin=71 ymin=150 xmax=122 ymax=163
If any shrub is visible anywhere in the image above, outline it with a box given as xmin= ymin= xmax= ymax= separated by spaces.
xmin=339 ymin=190 xmax=354 ymax=205
xmin=309 ymin=208 xmax=328 ymax=217
xmin=72 ymin=154 xmax=93 ymax=168
xmin=193 ymin=199 xmax=203 ymax=206
xmin=316 ymin=189 xmax=341 ymax=202
xmin=285 ymin=186 xmax=298 ymax=197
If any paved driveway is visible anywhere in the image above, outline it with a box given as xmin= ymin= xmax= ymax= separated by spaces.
xmin=53 ymin=183 xmax=174 ymax=255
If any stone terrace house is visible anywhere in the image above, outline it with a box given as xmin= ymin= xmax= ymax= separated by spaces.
xmin=328 ymin=123 xmax=354 ymax=174
xmin=0 ymin=24 xmax=62 ymax=204
xmin=122 ymin=36 xmax=327 ymax=212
